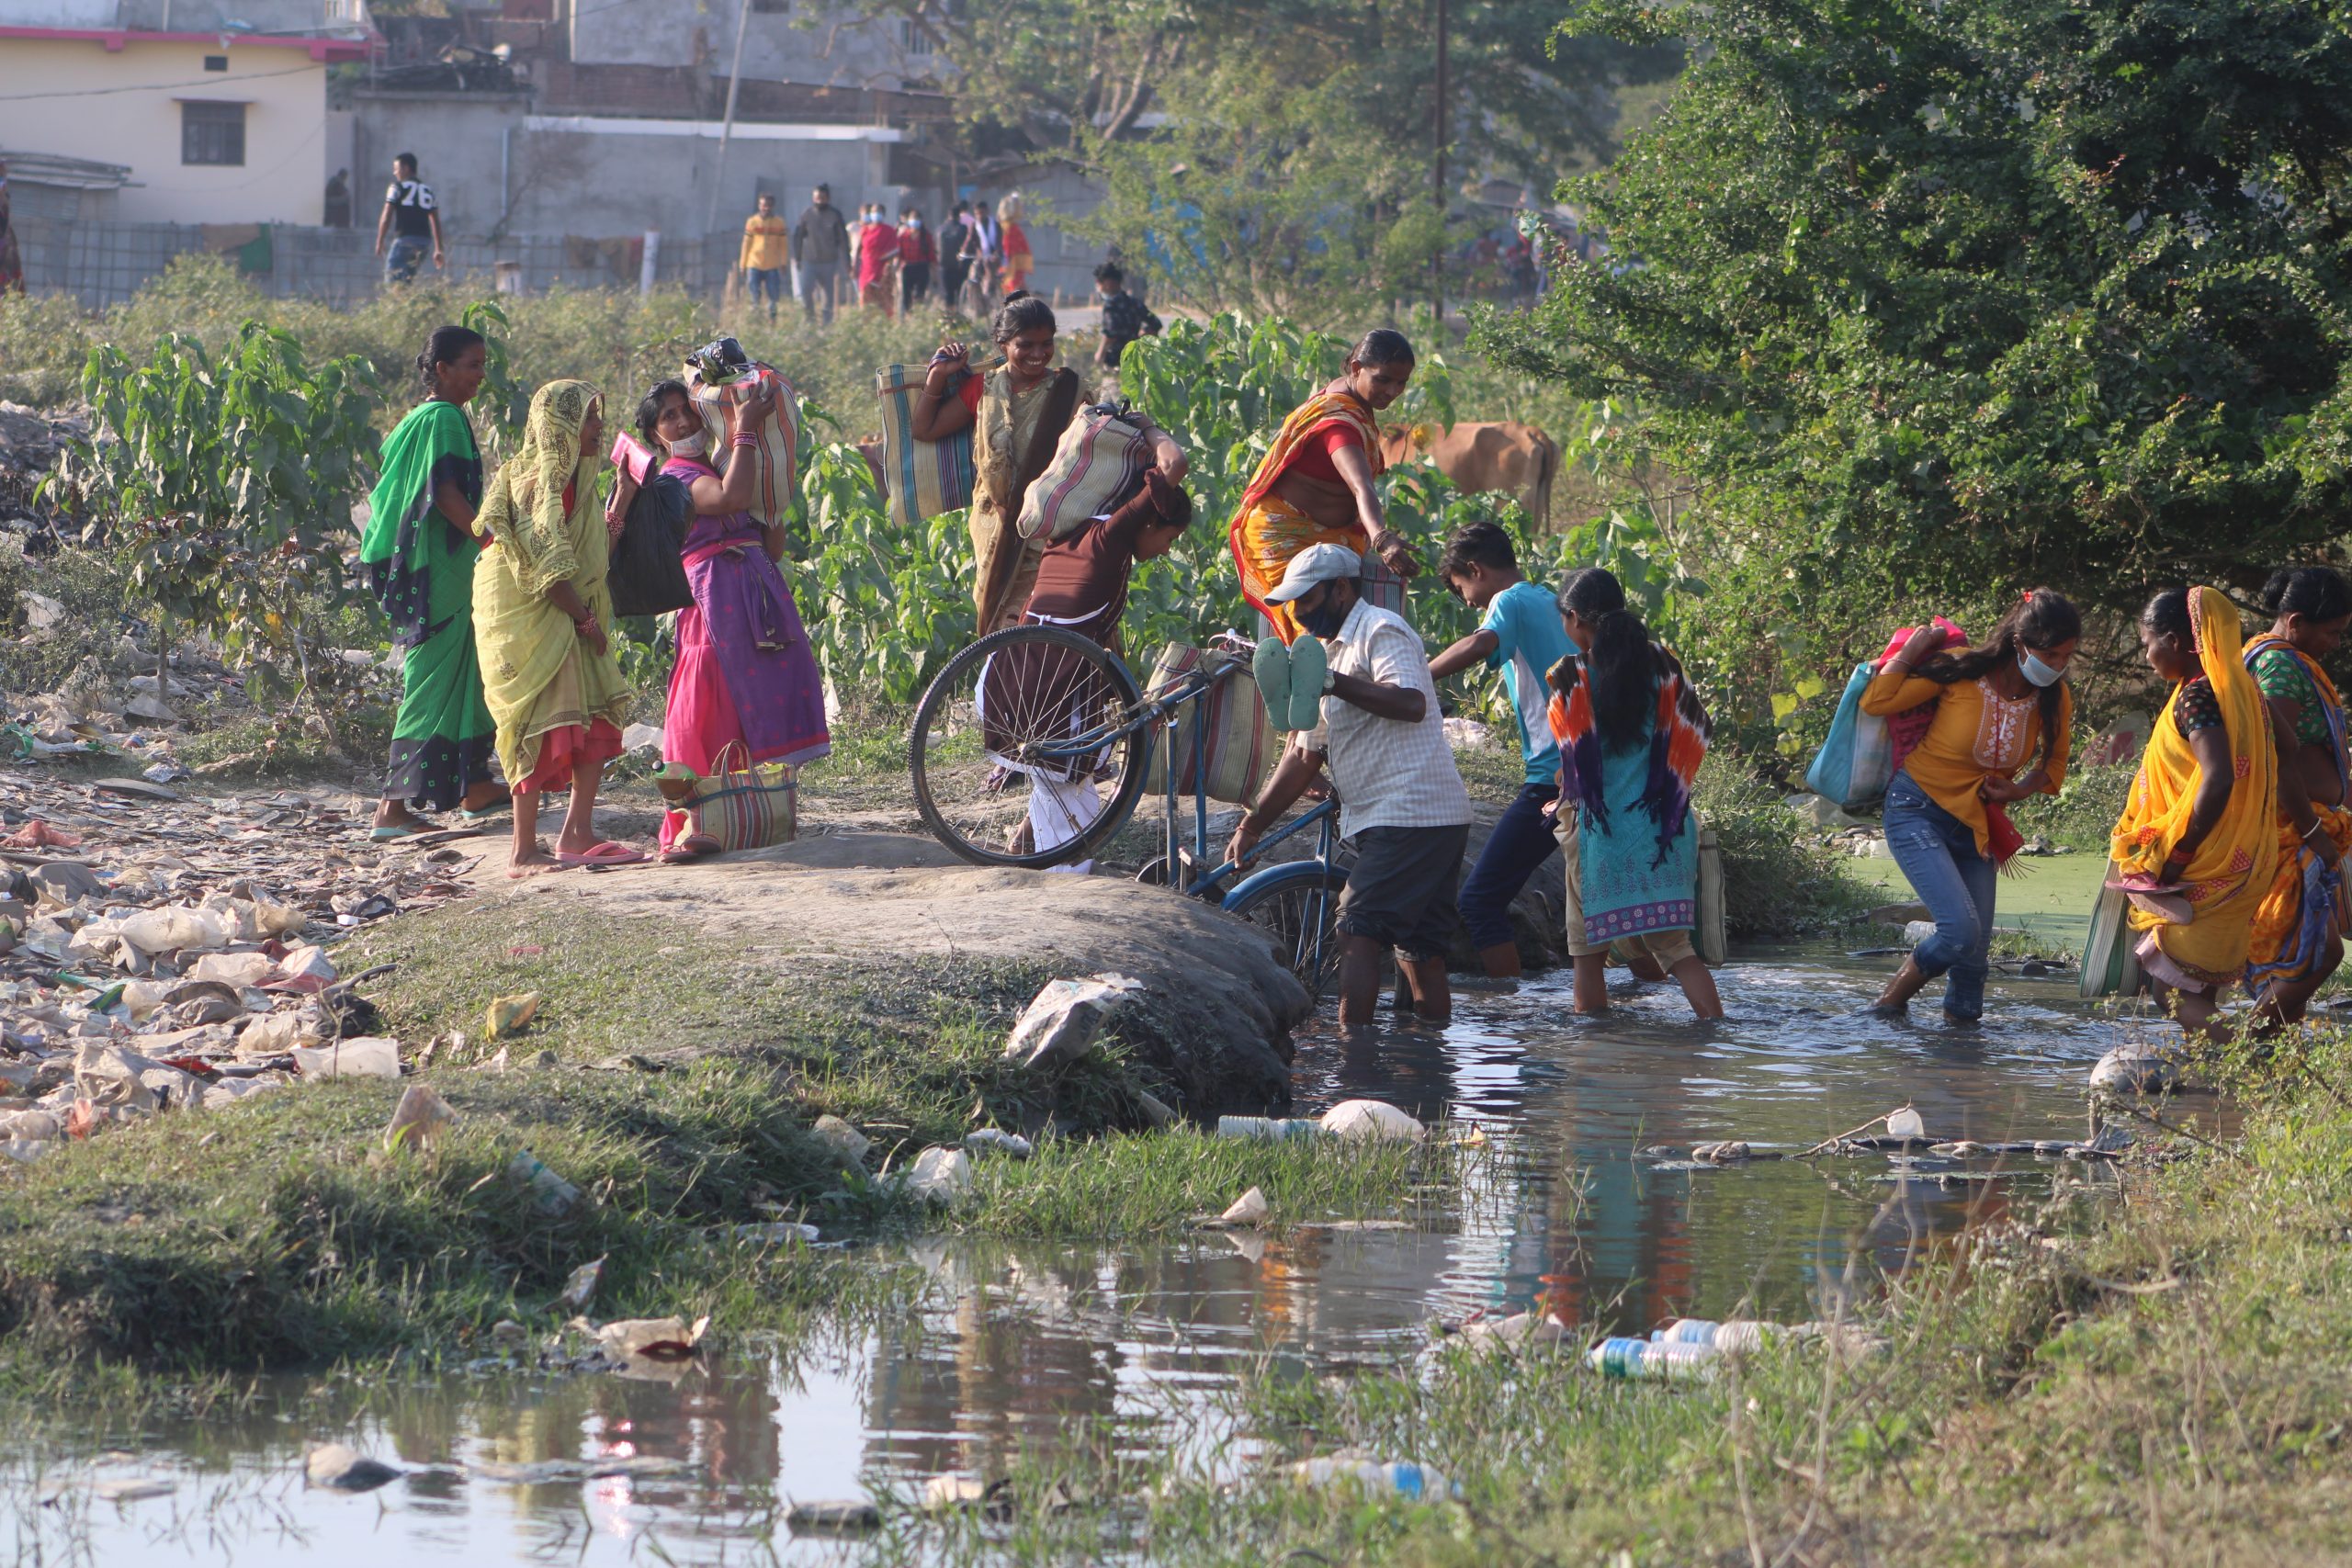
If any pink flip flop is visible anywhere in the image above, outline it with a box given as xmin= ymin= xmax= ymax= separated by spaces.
xmin=558 ymin=840 xmax=646 ymax=868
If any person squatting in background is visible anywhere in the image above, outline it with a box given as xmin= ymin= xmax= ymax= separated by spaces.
xmin=1862 ymin=591 xmax=2081 ymax=1022
xmin=1427 ymin=521 xmax=1577 ymax=978
xmin=1546 ymin=567 xmax=1723 ymax=1020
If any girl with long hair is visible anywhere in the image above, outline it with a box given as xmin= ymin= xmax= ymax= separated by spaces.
xmin=1863 ymin=590 xmax=2081 ymax=1021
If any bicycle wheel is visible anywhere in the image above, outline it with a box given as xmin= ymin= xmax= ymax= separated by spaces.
xmin=909 ymin=625 xmax=1152 ymax=868
xmin=1225 ymin=863 xmax=1349 ymax=996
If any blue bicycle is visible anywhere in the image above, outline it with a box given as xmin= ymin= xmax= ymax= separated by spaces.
xmin=908 ymin=625 xmax=1347 ymax=990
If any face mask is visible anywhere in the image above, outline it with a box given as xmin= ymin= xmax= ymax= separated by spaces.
xmin=908 ymin=218 xmax=922 ymax=229
xmin=2019 ymin=648 xmax=2064 ymax=688
xmin=1299 ymin=597 xmax=1348 ymax=640
xmin=666 ymin=428 xmax=706 ymax=458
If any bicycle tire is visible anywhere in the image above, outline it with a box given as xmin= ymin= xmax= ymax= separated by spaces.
xmin=908 ymin=624 xmax=1151 ymax=868
xmin=1224 ymin=861 xmax=1350 ymax=996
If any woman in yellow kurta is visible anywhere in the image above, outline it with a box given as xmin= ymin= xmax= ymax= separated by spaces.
xmin=471 ymin=380 xmax=638 ymax=876
xmin=2111 ymin=585 xmax=2279 ymax=1040
xmin=1859 ymin=591 xmax=2081 ymax=1021
xmin=1229 ymin=329 xmax=1421 ymax=644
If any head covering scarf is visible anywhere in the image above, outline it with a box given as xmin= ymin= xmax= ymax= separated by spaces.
xmin=2112 ymin=585 xmax=2279 ymax=985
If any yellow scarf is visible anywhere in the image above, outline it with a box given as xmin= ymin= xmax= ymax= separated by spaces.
xmin=2111 ymin=584 xmax=2278 ymax=979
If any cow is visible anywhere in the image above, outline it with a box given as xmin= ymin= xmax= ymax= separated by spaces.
xmin=1378 ymin=421 xmax=1560 ymax=529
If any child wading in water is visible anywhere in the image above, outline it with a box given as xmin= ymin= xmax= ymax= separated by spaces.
xmin=1546 ymin=568 xmax=1724 ymax=1018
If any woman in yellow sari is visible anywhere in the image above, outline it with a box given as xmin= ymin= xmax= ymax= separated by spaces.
xmin=2111 ymin=585 xmax=2278 ymax=1040
xmin=471 ymin=380 xmax=638 ymax=877
xmin=910 ymin=296 xmax=1185 ymax=637
xmin=1230 ymin=329 xmax=1420 ymax=643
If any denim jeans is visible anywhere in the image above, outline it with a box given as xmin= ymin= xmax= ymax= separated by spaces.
xmin=1459 ymin=781 xmax=1561 ymax=951
xmin=384 ymin=235 xmax=428 ymax=285
xmin=795 ymin=262 xmax=839 ymax=322
xmin=1883 ymin=772 xmax=1996 ymax=1020
xmin=746 ymin=266 xmax=784 ymax=315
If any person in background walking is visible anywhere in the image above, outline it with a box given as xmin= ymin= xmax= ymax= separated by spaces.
xmin=2245 ymin=566 xmax=2352 ymax=1025
xmin=2112 ymin=585 xmax=2278 ymax=1041
xmin=1546 ymin=567 xmax=1724 ymax=1020
xmin=361 ymin=325 xmax=507 ymax=840
xmin=857 ymin=201 xmax=899 ymax=317
xmin=739 ymin=192 xmax=789 ymax=322
xmin=792 ymin=183 xmax=848 ymax=324
xmin=961 ymin=199 xmax=1002 ymax=315
xmin=1862 ymin=590 xmax=2080 ymax=1023
xmin=1093 ymin=262 xmax=1162 ymax=374
xmin=323 ymin=168 xmax=352 ymax=230
xmin=999 ymin=192 xmax=1035 ymax=298
xmin=376 ymin=152 xmax=445 ymax=284
xmin=897 ymin=206 xmax=935 ymax=314
xmin=938 ymin=201 xmax=974 ymax=313
xmin=1428 ymin=521 xmax=1576 ymax=978
xmin=469 ymin=381 xmax=639 ymax=876
xmin=1227 ymin=544 xmax=1476 ymax=1027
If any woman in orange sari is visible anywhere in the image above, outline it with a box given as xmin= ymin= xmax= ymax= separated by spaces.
xmin=1229 ymin=329 xmax=1421 ymax=643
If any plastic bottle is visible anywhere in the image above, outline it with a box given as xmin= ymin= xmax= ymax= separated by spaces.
xmin=1653 ymin=1318 xmax=1781 ymax=1354
xmin=1216 ymin=1115 xmax=1324 ymax=1141
xmin=1289 ymin=1456 xmax=1458 ymax=1500
xmin=1589 ymin=1336 xmax=1719 ymax=1380
xmin=509 ymin=1149 xmax=582 ymax=1217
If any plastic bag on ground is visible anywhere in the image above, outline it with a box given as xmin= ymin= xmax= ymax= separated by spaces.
xmin=595 ymin=1314 xmax=709 ymax=1364
xmin=1001 ymin=974 xmax=1142 ymax=1071
xmin=383 ymin=1083 xmax=457 ymax=1149
xmin=292 ymin=1037 xmax=401 ymax=1079
xmin=116 ymin=904 xmax=229 ymax=957
xmin=903 ymin=1145 xmax=974 ymax=1205
xmin=1319 ymin=1099 xmax=1425 ymax=1142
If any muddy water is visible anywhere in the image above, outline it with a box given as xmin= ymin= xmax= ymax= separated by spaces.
xmin=24 ymin=955 xmax=2167 ymax=1565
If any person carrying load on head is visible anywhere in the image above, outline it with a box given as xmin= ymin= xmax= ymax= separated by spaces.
xmin=1229 ymin=330 xmax=1421 ymax=645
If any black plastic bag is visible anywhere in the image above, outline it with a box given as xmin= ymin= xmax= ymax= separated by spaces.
xmin=608 ymin=469 xmax=694 ymax=618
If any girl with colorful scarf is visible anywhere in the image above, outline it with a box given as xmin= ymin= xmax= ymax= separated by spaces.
xmin=2112 ymin=586 xmax=2279 ymax=1041
xmin=1229 ymin=330 xmax=1420 ymax=644
xmin=1861 ymin=590 xmax=2081 ymax=1022
xmin=2245 ymin=567 xmax=2352 ymax=1025
xmin=1544 ymin=567 xmax=1722 ymax=1019
xmin=471 ymin=380 xmax=639 ymax=876
xmin=910 ymin=296 xmax=1186 ymax=637
xmin=360 ymin=326 xmax=506 ymax=839
xmin=616 ymin=377 xmax=831 ymax=859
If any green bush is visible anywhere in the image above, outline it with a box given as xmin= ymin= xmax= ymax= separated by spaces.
xmin=1696 ymin=763 xmax=1871 ymax=939
xmin=2010 ymin=756 xmax=2137 ymax=852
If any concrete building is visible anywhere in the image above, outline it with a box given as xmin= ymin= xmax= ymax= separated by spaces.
xmin=0 ymin=0 xmax=374 ymax=226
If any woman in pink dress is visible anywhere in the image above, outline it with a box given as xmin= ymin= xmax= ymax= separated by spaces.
xmin=619 ymin=378 xmax=831 ymax=855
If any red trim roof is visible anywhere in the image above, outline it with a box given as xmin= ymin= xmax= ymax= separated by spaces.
xmin=0 ymin=25 xmax=373 ymax=62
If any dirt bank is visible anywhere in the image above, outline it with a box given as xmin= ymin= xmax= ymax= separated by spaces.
xmin=458 ymin=829 xmax=1313 ymax=1111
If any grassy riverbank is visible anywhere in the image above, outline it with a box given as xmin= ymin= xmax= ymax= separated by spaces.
xmin=853 ymin=1041 xmax=2352 ymax=1564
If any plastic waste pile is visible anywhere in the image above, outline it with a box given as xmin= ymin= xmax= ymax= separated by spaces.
xmin=1588 ymin=1315 xmax=1887 ymax=1380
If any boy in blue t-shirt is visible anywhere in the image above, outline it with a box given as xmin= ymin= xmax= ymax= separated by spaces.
xmin=1429 ymin=522 xmax=1577 ymax=977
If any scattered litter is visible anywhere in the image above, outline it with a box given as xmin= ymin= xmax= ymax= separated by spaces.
xmin=1886 ymin=1106 xmax=1926 ymax=1139
xmin=305 ymin=1443 xmax=401 ymax=1492
xmin=1214 ymin=1114 xmax=1322 ymax=1141
xmin=963 ymin=1127 xmax=1033 ymax=1158
xmin=559 ymin=1257 xmax=605 ymax=1312
xmin=1690 ymin=1141 xmax=1756 ymax=1164
xmin=730 ymin=1221 xmax=820 ymax=1246
xmin=810 ymin=1114 xmax=871 ymax=1163
xmin=485 ymin=992 xmax=542 ymax=1039
xmin=1001 ymin=973 xmax=1142 ymax=1071
xmin=786 ymin=1498 xmax=881 ymax=1534
xmin=1220 ymin=1186 xmax=1268 ymax=1226
xmin=2090 ymin=1044 xmax=2182 ymax=1094
xmin=292 ymin=1037 xmax=401 ymax=1080
xmin=1590 ymin=1336 xmax=1720 ymax=1380
xmin=594 ymin=1314 xmax=708 ymax=1365
xmin=902 ymin=1145 xmax=974 ymax=1205
xmin=92 ymin=1477 xmax=175 ymax=1503
xmin=509 ymin=1150 xmax=582 ymax=1217
xmin=920 ymin=1473 xmax=1013 ymax=1518
xmin=1319 ymin=1099 xmax=1425 ymax=1142
xmin=383 ymin=1083 xmax=455 ymax=1149
xmin=1452 ymin=1309 xmax=1571 ymax=1356
xmin=1289 ymin=1452 xmax=1460 ymax=1502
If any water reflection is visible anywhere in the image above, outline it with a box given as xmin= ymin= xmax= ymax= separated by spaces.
xmin=29 ymin=956 xmax=2160 ymax=1567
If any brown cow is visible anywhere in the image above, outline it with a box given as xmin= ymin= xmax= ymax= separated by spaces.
xmin=1378 ymin=421 xmax=1560 ymax=528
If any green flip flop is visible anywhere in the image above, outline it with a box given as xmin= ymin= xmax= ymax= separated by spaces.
xmin=1285 ymin=634 xmax=1329 ymax=731
xmin=1251 ymin=636 xmax=1295 ymax=731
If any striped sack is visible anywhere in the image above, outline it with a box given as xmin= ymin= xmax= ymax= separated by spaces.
xmin=876 ymin=362 xmax=976 ymax=528
xmin=686 ymin=361 xmax=807 ymax=530
xmin=2080 ymin=855 xmax=2145 ymax=999
xmin=1140 ymin=643 xmax=1281 ymax=807
xmin=684 ymin=741 xmax=797 ymax=852
xmin=1017 ymin=404 xmax=1152 ymax=541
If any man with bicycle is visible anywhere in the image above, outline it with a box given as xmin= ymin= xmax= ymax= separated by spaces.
xmin=1227 ymin=544 xmax=1473 ymax=1026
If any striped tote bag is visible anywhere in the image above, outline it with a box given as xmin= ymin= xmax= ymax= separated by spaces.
xmin=876 ymin=362 xmax=977 ymax=528
xmin=1017 ymin=404 xmax=1152 ymax=541
xmin=2080 ymin=855 xmax=2145 ymax=999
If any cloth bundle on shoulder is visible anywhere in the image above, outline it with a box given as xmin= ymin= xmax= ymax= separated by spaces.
xmin=674 ymin=740 xmax=797 ymax=852
xmin=1139 ymin=643 xmax=1281 ymax=807
xmin=1017 ymin=403 xmax=1153 ymax=541
xmin=1803 ymin=615 xmax=1966 ymax=811
xmin=684 ymin=349 xmax=807 ymax=530
xmin=604 ymin=433 xmax=694 ymax=618
xmin=876 ymin=362 xmax=977 ymax=528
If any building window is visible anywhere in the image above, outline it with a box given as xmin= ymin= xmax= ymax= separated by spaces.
xmin=751 ymin=0 xmax=789 ymax=11
xmin=899 ymin=18 xmax=933 ymax=54
xmin=202 ymin=54 xmax=228 ymax=71
xmin=181 ymin=101 xmax=246 ymax=166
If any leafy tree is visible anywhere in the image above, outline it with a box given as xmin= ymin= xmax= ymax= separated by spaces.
xmin=1477 ymin=0 xmax=2352 ymax=741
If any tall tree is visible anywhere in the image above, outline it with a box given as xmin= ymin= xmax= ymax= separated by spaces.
xmin=1478 ymin=0 xmax=2352 ymax=695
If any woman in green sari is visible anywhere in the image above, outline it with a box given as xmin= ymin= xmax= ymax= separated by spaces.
xmin=471 ymin=380 xmax=639 ymax=875
xmin=361 ymin=325 xmax=508 ymax=839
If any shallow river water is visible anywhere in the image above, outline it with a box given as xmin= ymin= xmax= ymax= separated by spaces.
xmin=21 ymin=953 xmax=2173 ymax=1566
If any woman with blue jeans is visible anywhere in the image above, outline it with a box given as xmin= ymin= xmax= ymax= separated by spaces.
xmin=1862 ymin=591 xmax=2082 ymax=1021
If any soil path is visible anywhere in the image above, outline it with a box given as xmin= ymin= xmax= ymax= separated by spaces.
xmin=460 ymin=829 xmax=1314 ymax=1109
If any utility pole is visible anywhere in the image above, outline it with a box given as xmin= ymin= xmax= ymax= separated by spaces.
xmin=1432 ymin=0 xmax=1448 ymax=324
xmin=707 ymin=0 xmax=754 ymax=234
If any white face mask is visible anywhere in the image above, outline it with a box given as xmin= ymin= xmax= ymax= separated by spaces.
xmin=666 ymin=427 xmax=706 ymax=458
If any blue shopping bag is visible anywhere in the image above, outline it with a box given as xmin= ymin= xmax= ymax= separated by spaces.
xmin=1804 ymin=661 xmax=1893 ymax=810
